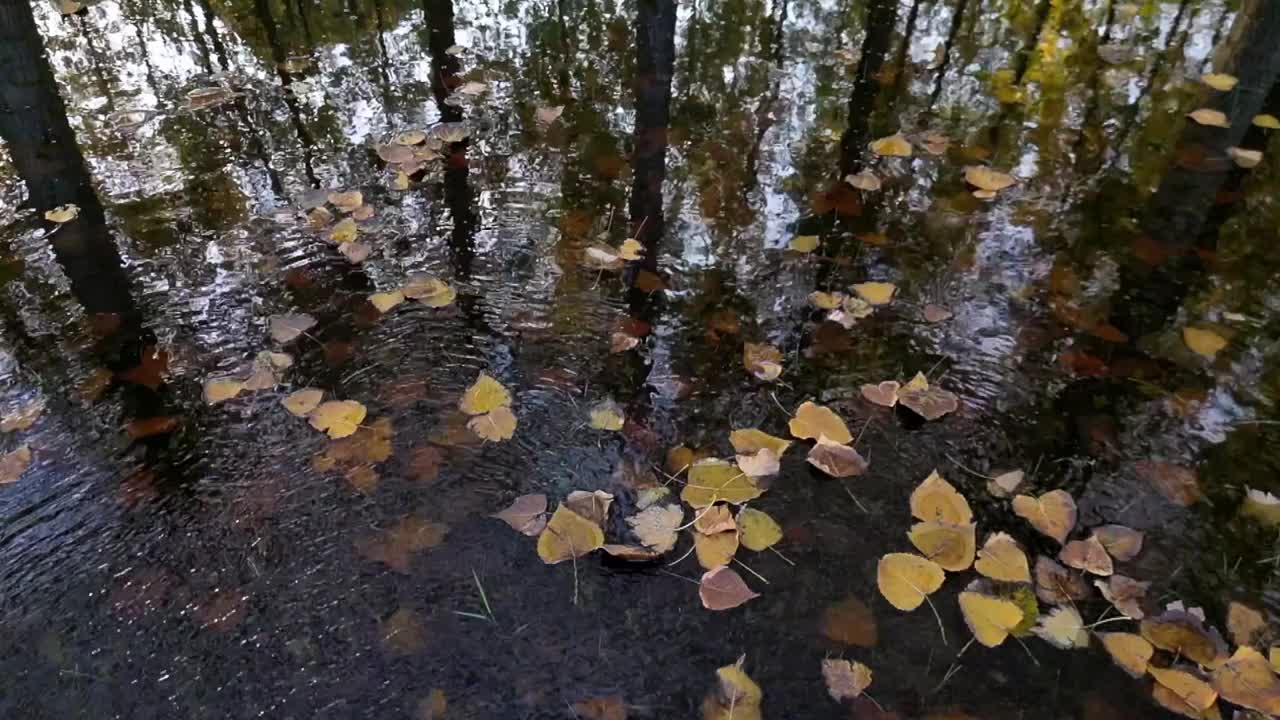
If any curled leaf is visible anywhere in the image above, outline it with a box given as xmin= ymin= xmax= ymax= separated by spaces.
xmin=492 ymin=494 xmax=548 ymax=536
xmin=806 ymin=437 xmax=869 ymax=478
xmin=1095 ymin=574 xmax=1150 ymax=620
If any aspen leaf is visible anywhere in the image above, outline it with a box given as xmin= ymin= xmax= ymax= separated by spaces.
xmin=535 ymin=105 xmax=564 ymax=126
xmin=820 ymin=596 xmax=878 ymax=646
xmin=861 ymin=381 xmax=899 ymax=408
xmin=403 ymin=276 xmax=456 ymax=307
xmin=851 ymin=282 xmax=896 ymax=305
xmin=1100 ymin=632 xmax=1153 ymax=677
xmin=907 ymin=521 xmax=976 ymax=571
xmin=845 ymin=172 xmax=881 ymax=191
xmin=1059 ymin=536 xmax=1113 ymax=576
xmin=492 ymin=494 xmax=548 ymax=536
xmin=376 ymin=143 xmax=414 ymax=163
xmin=617 ymin=238 xmax=645 ymax=261
xmin=1095 ymin=574 xmax=1149 ymax=619
xmin=564 ymin=490 xmax=614 ymax=527
xmin=1183 ymin=327 xmax=1227 ymax=357
xmin=536 ymin=506 xmax=605 ymax=564
xmin=1141 ymin=611 xmax=1229 ymax=667
xmin=0 ymin=445 xmax=32 ymax=484
xmin=308 ymin=400 xmax=367 ymax=439
xmin=204 ymin=377 xmax=243 ymax=405
xmin=0 ymin=399 xmax=43 ymax=433
xmin=842 ymin=295 xmax=874 ymax=318
xmin=987 ymin=469 xmax=1024 ymax=498
xmin=1034 ymin=555 xmax=1090 ymax=605
xmin=1150 ymin=667 xmax=1218 ymax=713
xmin=459 ymin=373 xmax=511 ymax=415
xmin=959 ymin=591 xmax=1024 ymax=647
xmin=806 ymin=436 xmax=869 ymax=477
xmin=743 ymin=343 xmax=784 ymax=381
xmin=1211 ymin=646 xmax=1280 ymax=715
xmin=391 ymin=171 xmax=410 ymax=190
xmin=869 ymin=133 xmax=912 ymax=157
xmin=923 ymin=304 xmax=953 ymax=323
xmin=910 ymin=470 xmax=973 ymax=524
xmin=790 ymin=235 xmax=820 ymax=253
xmin=1201 ymin=73 xmax=1239 ymax=91
xmin=1254 ymin=114 xmax=1280 ymax=129
xmin=822 ymin=659 xmax=872 ymax=701
xmin=712 ymin=659 xmax=762 ymax=708
xmin=1228 ymin=147 xmax=1263 ymax=168
xmin=1242 ymin=488 xmax=1280 ymax=527
xmin=737 ymin=507 xmax=782 ymax=551
xmin=269 ymin=313 xmax=317 ymax=344
xmin=809 ymin=291 xmax=845 ymax=310
xmin=456 ymin=80 xmax=487 ymax=95
xmin=282 ymin=388 xmax=323 ymax=417
xmin=681 ymin=459 xmax=762 ymax=507
xmin=1012 ymin=489 xmax=1077 ymax=543
xmin=694 ymin=505 xmax=736 ymax=535
xmin=728 ymin=429 xmax=791 ymax=456
xmin=1227 ymin=601 xmax=1268 ymax=647
xmin=695 ymin=530 xmax=739 ymax=569
xmin=589 ymin=399 xmax=626 ymax=431
xmin=369 ymin=290 xmax=405 ymax=313
xmin=974 ymin=532 xmax=1030 ymax=583
xmin=898 ymin=385 xmax=959 ymax=421
xmin=584 ymin=245 xmax=623 ymax=270
xmin=736 ymin=448 xmax=780 ymax=477
xmin=973 ymin=189 xmax=997 ymax=200
xmin=1092 ymin=524 xmax=1144 ymax=561
xmin=1033 ymin=606 xmax=1089 ymax=649
xmin=876 ymin=553 xmax=945 ymax=611
xmin=601 ymin=544 xmax=662 ymax=562
xmin=964 ymin=166 xmax=1016 ymax=191
xmin=903 ymin=372 xmax=929 ymax=392
xmin=627 ymin=505 xmax=683 ymax=553
xmin=327 ymin=190 xmax=363 ymax=213
xmin=1134 ymin=460 xmax=1201 ymax=506
xmin=1188 ymin=108 xmax=1230 ymax=128
xmin=467 ymin=406 xmax=517 ymax=441
xmin=789 ymin=401 xmax=852 ymax=444
xmin=699 ymin=567 xmax=759 ymax=610
xmin=44 ymin=204 xmax=80 ymax=223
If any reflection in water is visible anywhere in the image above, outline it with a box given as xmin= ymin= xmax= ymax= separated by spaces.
xmin=5 ymin=0 xmax=1280 ymax=717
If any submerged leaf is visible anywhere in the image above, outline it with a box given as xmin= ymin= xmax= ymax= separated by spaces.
xmin=588 ymin=399 xmax=626 ymax=431
xmin=0 ymin=445 xmax=32 ymax=484
xmin=1134 ymin=460 xmax=1201 ymax=506
xmin=822 ymin=659 xmax=873 ymax=701
xmin=699 ymin=566 xmax=759 ymax=610
xmin=536 ymin=506 xmax=605 ymax=564
xmin=789 ymin=401 xmax=853 ymax=444
xmin=819 ymin=595 xmax=878 ymax=647
xmin=876 ymin=553 xmax=945 ymax=611
xmin=806 ymin=437 xmax=869 ymax=477
xmin=309 ymin=400 xmax=367 ymax=439
xmin=492 ymin=494 xmax=548 ymax=536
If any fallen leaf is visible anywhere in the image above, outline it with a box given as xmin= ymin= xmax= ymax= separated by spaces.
xmin=1254 ymin=114 xmax=1280 ymax=129
xmin=807 ymin=437 xmax=869 ymax=477
xmin=1242 ymin=488 xmax=1280 ymax=527
xmin=908 ymin=521 xmax=976 ymax=571
xmin=974 ymin=532 xmax=1031 ymax=583
xmin=1188 ymin=108 xmax=1230 ymax=128
xmin=377 ymin=143 xmax=414 ymax=163
xmin=1012 ymin=489 xmax=1077 ymax=544
xmin=959 ymin=591 xmax=1023 ymax=647
xmin=126 ymin=416 xmax=179 ymax=438
xmin=589 ymin=399 xmax=626 ymax=431
xmin=729 ymin=429 xmax=791 ymax=456
xmin=1034 ymin=555 xmax=1090 ymax=605
xmin=790 ymin=235 xmax=820 ymax=253
xmin=842 ymin=295 xmax=874 ymax=318
xmin=861 ymin=381 xmax=900 ymax=407
xmin=417 ymin=688 xmax=448 ymax=720
xmin=338 ymin=241 xmax=371 ymax=263
xmin=699 ymin=566 xmax=760 ymax=611
xmin=1211 ymin=646 xmax=1280 ymax=714
xmin=282 ymin=388 xmax=323 ymax=416
xmin=1228 ymin=147 xmax=1263 ymax=168
xmin=822 ymin=659 xmax=873 ymax=701
xmin=537 ymin=506 xmax=605 ymax=564
xmin=851 ymin=282 xmax=896 ymax=306
xmin=1092 ymin=524 xmax=1144 ymax=562
xmin=1033 ymin=606 xmax=1089 ymax=649
xmin=964 ymin=166 xmax=1016 ymax=191
xmin=269 ymin=313 xmax=317 ymax=344
xmin=572 ymin=695 xmax=626 ymax=720
xmin=682 ymin=459 xmax=762 ymax=507
xmin=1141 ymin=610 xmax=1229 ymax=667
xmin=369 ymin=290 xmax=405 ymax=313
xmin=809 ymin=291 xmax=845 ymax=310
xmin=789 ymin=401 xmax=852 ymax=444
xmin=535 ymin=105 xmax=565 ymax=126
xmin=1134 ymin=460 xmax=1201 ymax=506
xmin=403 ymin=275 xmax=456 ymax=307
xmin=356 ymin=516 xmax=448 ymax=573
xmin=459 ymin=373 xmax=512 ymax=415
xmin=203 ymin=378 xmax=243 ymax=405
xmin=736 ymin=448 xmax=780 ymax=477
xmin=870 ymin=133 xmax=912 ymax=157
xmin=327 ymin=190 xmax=363 ymax=213
xmin=308 ymin=400 xmax=367 ymax=439
xmin=695 ymin=505 xmax=737 ymax=535
xmin=1059 ymin=536 xmax=1113 ymax=576
xmin=1150 ymin=667 xmax=1219 ymax=714
xmin=1227 ymin=601 xmax=1268 ymax=648
xmin=565 ymin=489 xmax=614 ymax=527
xmin=987 ymin=470 xmax=1024 ymax=498
xmin=391 ymin=172 xmax=410 ymax=191
xmin=0 ymin=445 xmax=32 ymax=484
xmin=737 ymin=507 xmax=782 ymax=551
xmin=455 ymin=80 xmax=487 ymax=95
xmin=380 ymin=608 xmax=426 ymax=656
xmin=602 ymin=544 xmax=663 ymax=562
xmin=903 ymin=372 xmax=929 ymax=392
xmin=467 ymin=406 xmax=517 ymax=441
xmin=707 ymin=659 xmax=763 ymax=716
xmin=1100 ymin=632 xmax=1154 ymax=677
xmin=1201 ymin=73 xmax=1239 ymax=91
xmin=44 ymin=204 xmax=80 ymax=223
xmin=492 ymin=494 xmax=548 ymax=536
xmin=1095 ymin=575 xmax=1150 ymax=619
xmin=910 ymin=470 xmax=973 ymax=524
xmin=584 ymin=245 xmax=623 ymax=270
xmin=973 ymin=189 xmax=996 ymax=200
xmin=743 ymin=343 xmax=784 ymax=381
xmin=923 ymin=304 xmax=953 ymax=323
xmin=627 ymin=505 xmax=683 ymax=553
xmin=820 ymin=596 xmax=878 ymax=646
xmin=921 ymin=132 xmax=950 ymax=155
xmin=877 ymin=553 xmax=945 ymax=611
xmin=845 ymin=172 xmax=881 ymax=191
xmin=307 ymin=206 xmax=333 ymax=227
xmin=898 ymin=385 xmax=959 ymax=421
xmin=695 ymin=530 xmax=740 ymax=569
xmin=617 ymin=238 xmax=645 ymax=261
xmin=1183 ymin=327 xmax=1227 ymax=357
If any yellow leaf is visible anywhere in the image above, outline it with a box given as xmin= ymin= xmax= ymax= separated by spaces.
xmin=1011 ymin=489 xmax=1077 ymax=544
xmin=459 ymin=373 xmax=512 ymax=415
xmin=737 ymin=508 xmax=782 ymax=551
xmin=282 ymin=388 xmax=323 ymax=417
xmin=695 ymin=530 xmax=740 ymax=569
xmin=203 ymin=378 xmax=243 ymax=405
xmin=369 ymin=290 xmax=405 ymax=313
xmin=713 ymin=661 xmax=762 ymax=708
xmin=1100 ymin=632 xmax=1154 ymax=677
xmin=958 ymin=591 xmax=1023 ymax=647
xmin=903 ymin=371 xmax=930 ymax=392
xmin=974 ymin=532 xmax=1030 ymax=582
xmin=467 ymin=406 xmax=517 ymax=441
xmin=589 ymin=399 xmax=626 ymax=431
xmin=1254 ymin=114 xmax=1280 ymax=130
xmin=1033 ymin=605 xmax=1089 ymax=649
xmin=329 ymin=218 xmax=358 ymax=243
xmin=876 ymin=553 xmax=945 ymax=611
xmin=806 ymin=436 xmax=869 ymax=477
xmin=617 ymin=238 xmax=645 ymax=260
xmin=308 ymin=400 xmax=367 ymax=439
xmin=403 ymin=275 xmax=456 ymax=307
xmin=391 ymin=172 xmax=410 ymax=191
xmin=910 ymin=469 xmax=973 ymax=524
xmin=1271 ymin=646 xmax=1280 ymax=674
xmin=907 ymin=521 xmax=976 ymax=571
xmin=869 ymin=133 xmax=913 ymax=157
xmin=790 ymin=235 xmax=820 ymax=253
xmin=788 ymin=401 xmax=852 ymax=444
xmin=327 ymin=190 xmax=363 ymax=213
xmin=808 ymin=291 xmax=844 ymax=310
xmin=964 ymin=165 xmax=1016 ymax=191
xmin=681 ymin=459 xmax=763 ymax=507
xmin=851 ymin=282 xmax=896 ymax=306
xmin=1187 ymin=108 xmax=1230 ymax=128
xmin=536 ymin=506 xmax=604 ymax=564
xmin=1150 ymin=667 xmax=1218 ymax=713
xmin=1211 ymin=646 xmax=1280 ymax=715
xmin=743 ymin=343 xmax=784 ymax=381
xmin=1227 ymin=147 xmax=1263 ymax=168
xmin=973 ymin=189 xmax=997 ymax=200
xmin=44 ymin=204 xmax=80 ymax=223
xmin=728 ymin=428 xmax=791 ymax=456
xmin=0 ymin=445 xmax=33 ymax=484
xmin=1183 ymin=327 xmax=1227 ymax=357
xmin=1201 ymin=73 xmax=1239 ymax=91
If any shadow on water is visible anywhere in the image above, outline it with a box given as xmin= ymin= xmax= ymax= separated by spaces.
xmin=4 ymin=0 xmax=1280 ymax=717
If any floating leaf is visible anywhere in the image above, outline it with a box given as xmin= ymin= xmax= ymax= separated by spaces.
xmin=459 ymin=373 xmax=512 ymax=415
xmin=1241 ymin=488 xmax=1280 ymax=527
xmin=682 ymin=459 xmax=762 ymax=507
xmin=44 ymin=204 xmax=80 ymax=223
xmin=809 ymin=291 xmax=845 ymax=310
xmin=1059 ymin=536 xmax=1113 ymax=576
xmin=0 ymin=445 xmax=32 ymax=484
xmin=338 ymin=242 xmax=371 ymax=263
xmin=860 ymin=381 xmax=900 ymax=408
xmin=391 ymin=172 xmax=410 ymax=191
xmin=903 ymin=372 xmax=929 ymax=392
xmin=708 ymin=659 xmax=763 ymax=714
xmin=987 ymin=469 xmax=1024 ymax=498
xmin=1188 ymin=108 xmax=1230 ymax=128
xmin=964 ymin=166 xmax=1016 ymax=191
xmin=306 ymin=206 xmax=333 ymax=228
xmin=589 ymin=399 xmax=626 ymax=431
xmin=584 ymin=245 xmax=624 ymax=270
xmin=743 ymin=343 xmax=784 ymax=381
xmin=1211 ymin=646 xmax=1280 ymax=715
xmin=695 ymin=530 xmax=740 ymax=569
xmin=1228 ymin=147 xmax=1263 ymax=169
xmin=699 ymin=567 xmax=759 ymax=610
xmin=617 ymin=238 xmax=645 ymax=261
xmin=1150 ymin=667 xmax=1219 ymax=715
xmin=910 ymin=470 xmax=973 ymax=525
xmin=467 ymin=406 xmax=517 ymax=441
xmin=627 ymin=505 xmax=683 ymax=553
xmin=369 ymin=290 xmax=405 ymax=314
xmin=806 ymin=437 xmax=869 ymax=478
xmin=923 ymin=304 xmax=953 ymax=323
xmin=492 ymin=494 xmax=548 ymax=536
xmin=736 ymin=448 xmax=780 ymax=477
xmin=1183 ymin=327 xmax=1227 ymax=357
xmin=842 ymin=295 xmax=874 ymax=318
xmin=1254 ymin=114 xmax=1280 ymax=129
xmin=1227 ymin=601 xmax=1268 ymax=648
xmin=819 ymin=596 xmax=878 ymax=647
xmin=1012 ymin=490 xmax=1077 ymax=544
xmin=535 ymin=105 xmax=565 ymax=126
xmin=376 ymin=143 xmax=414 ymax=163
xmin=1096 ymin=574 xmax=1150 ymax=619
xmin=789 ymin=401 xmax=852 ymax=444
xmin=1141 ymin=611 xmax=1229 ymax=667
xmin=974 ymin=532 xmax=1030 ymax=583
xmin=203 ymin=378 xmax=243 ymax=405
xmin=565 ymin=489 xmax=614 ymax=528
xmin=822 ymin=659 xmax=872 ymax=701
xmin=973 ymin=189 xmax=997 ymax=200
xmin=1092 ymin=524 xmax=1144 ymax=562
xmin=327 ymin=190 xmax=363 ymax=213
xmin=877 ymin=553 xmax=945 ymax=611
xmin=308 ymin=400 xmax=367 ymax=439
xmin=455 ymin=80 xmax=487 ymax=96
xmin=737 ymin=507 xmax=782 ymax=551
xmin=0 ymin=399 xmax=43 ymax=433
xmin=869 ymin=133 xmax=913 ymax=157
xmin=1201 ymin=73 xmax=1239 ymax=91
xmin=851 ymin=282 xmax=896 ymax=306
xmin=790 ymin=235 xmax=820 ymax=253
xmin=908 ymin=521 xmax=976 ymax=571
xmin=729 ymin=429 xmax=791 ymax=456
xmin=845 ymin=172 xmax=881 ymax=191
xmin=269 ymin=313 xmax=317 ymax=344
xmin=403 ymin=275 xmax=456 ymax=307
xmin=1033 ymin=606 xmax=1089 ymax=649
xmin=1034 ymin=555 xmax=1090 ymax=605
xmin=694 ymin=505 xmax=737 ymax=535
xmin=898 ymin=385 xmax=959 ymax=421
xmin=537 ymin=506 xmax=605 ymax=564
xmin=959 ymin=591 xmax=1024 ymax=647
xmin=282 ymin=388 xmax=323 ymax=417
xmin=921 ymin=131 xmax=950 ymax=155
xmin=1134 ymin=460 xmax=1201 ymax=506
xmin=1100 ymin=633 xmax=1154 ymax=678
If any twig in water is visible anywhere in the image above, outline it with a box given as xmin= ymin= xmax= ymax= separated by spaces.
xmin=922 ymin=593 xmax=948 ymax=646
xmin=944 ymin=452 xmax=996 ymax=481
xmin=770 ymin=391 xmax=792 ymax=417
xmin=769 ymin=546 xmax=796 ymax=566
xmin=733 ymin=557 xmax=770 ymax=585
xmin=854 ymin=416 xmax=874 ymax=447
xmin=667 ymin=539 xmax=697 ymax=567
xmin=842 ymin=483 xmax=869 ymax=513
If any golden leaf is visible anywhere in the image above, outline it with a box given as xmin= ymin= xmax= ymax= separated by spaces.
xmin=459 ymin=373 xmax=512 ymax=415
xmin=695 ymin=531 xmax=740 ymax=569
xmin=743 ymin=343 xmax=784 ymax=381
xmin=203 ymin=378 xmax=244 ymax=405
xmin=1100 ymin=632 xmax=1153 ymax=677
xmin=903 ymin=372 xmax=929 ymax=392
xmin=974 ymin=532 xmax=1030 ymax=583
xmin=907 ymin=521 xmax=976 ymax=571
xmin=1211 ymin=646 xmax=1280 ymax=714
xmin=0 ymin=445 xmax=32 ymax=484
xmin=369 ymin=290 xmax=405 ymax=313
xmin=617 ymin=238 xmax=645 ymax=260
xmin=869 ymin=133 xmax=913 ymax=157
xmin=728 ymin=428 xmax=791 ymax=456
xmin=588 ymin=399 xmax=626 ymax=431
xmin=1254 ymin=114 xmax=1280 ymax=129
xmin=467 ymin=406 xmax=517 ymax=441
xmin=1011 ymin=489 xmax=1077 ymax=544
xmin=327 ymin=190 xmax=363 ymax=213
xmin=308 ymin=400 xmax=367 ymax=439
xmin=681 ymin=459 xmax=763 ymax=507
xmin=1201 ymin=73 xmax=1239 ymax=91
xmin=788 ymin=401 xmax=852 ymax=444
xmin=964 ymin=166 xmax=1016 ymax=191
xmin=391 ymin=172 xmax=410 ymax=191
xmin=876 ymin=553 xmax=945 ymax=611
xmin=1150 ymin=667 xmax=1218 ymax=713
xmin=1033 ymin=606 xmax=1089 ymax=649
xmin=536 ymin=506 xmax=605 ymax=564
xmin=44 ymin=204 xmax=80 ymax=223
xmin=1141 ymin=611 xmax=1229 ymax=667
xmin=809 ymin=291 xmax=845 ymax=309
xmin=822 ymin=659 xmax=872 ymax=701
xmin=910 ymin=470 xmax=973 ymax=524
xmin=737 ymin=507 xmax=782 ymax=551
xmin=1227 ymin=601 xmax=1268 ymax=647
xmin=1187 ymin=108 xmax=1230 ymax=128
xmin=710 ymin=660 xmax=762 ymax=709
xmin=958 ymin=591 xmax=1023 ymax=647
xmin=789 ymin=235 xmax=820 ymax=253
xmin=282 ymin=388 xmax=323 ymax=417
xmin=1183 ymin=327 xmax=1227 ymax=357
xmin=403 ymin=276 xmax=456 ymax=307
xmin=851 ymin=282 xmax=896 ymax=306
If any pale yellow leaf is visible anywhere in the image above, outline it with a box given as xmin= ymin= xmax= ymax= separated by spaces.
xmin=869 ymin=133 xmax=912 ymax=157
xmin=788 ymin=401 xmax=852 ymax=444
xmin=467 ymin=406 xmax=517 ymax=441
xmin=1184 ymin=327 xmax=1228 ymax=357
xmin=282 ymin=388 xmax=323 ymax=417
xmin=1201 ymin=73 xmax=1239 ymax=91
xmin=876 ymin=553 xmax=945 ymax=611
xmin=964 ymin=166 xmax=1016 ymax=191
xmin=369 ymin=290 xmax=405 ymax=313
xmin=974 ymin=532 xmax=1031 ymax=583
xmin=790 ymin=235 xmax=820 ymax=253
xmin=851 ymin=282 xmax=896 ymax=306
xmin=1188 ymin=108 xmax=1230 ymax=128
xmin=203 ymin=378 xmax=244 ymax=405
xmin=910 ymin=469 xmax=973 ymax=524
xmin=737 ymin=507 xmax=782 ymax=551
xmin=44 ymin=204 xmax=80 ymax=223
xmin=459 ymin=373 xmax=511 ymax=415
xmin=959 ymin=591 xmax=1023 ymax=647
xmin=681 ymin=459 xmax=762 ymax=507
xmin=308 ymin=400 xmax=367 ymax=439
xmin=588 ymin=399 xmax=625 ymax=431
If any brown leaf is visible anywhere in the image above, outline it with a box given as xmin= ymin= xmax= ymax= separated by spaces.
xmin=1227 ymin=601 xmax=1268 ymax=648
xmin=694 ymin=504 xmax=737 ymax=535
xmin=126 ymin=416 xmax=180 ymax=439
xmin=565 ymin=489 xmax=615 ymax=527
xmin=1141 ymin=610 xmax=1229 ymax=667
xmin=118 ymin=345 xmax=169 ymax=389
xmin=1211 ymin=646 xmax=1280 ymax=715
xmin=1034 ymin=555 xmax=1091 ymax=605
xmin=819 ymin=595 xmax=878 ymax=647
xmin=492 ymin=494 xmax=548 ymax=536
xmin=1134 ymin=460 xmax=1201 ymax=506
xmin=417 ymin=689 xmax=447 ymax=720
xmin=806 ymin=437 xmax=869 ymax=477
xmin=743 ymin=343 xmax=784 ymax=381
xmin=356 ymin=516 xmax=449 ymax=573
xmin=380 ymin=608 xmax=426 ymax=656
xmin=0 ymin=445 xmax=33 ymax=484
xmin=923 ymin=304 xmax=953 ymax=323
xmin=408 ymin=445 xmax=444 ymax=483
xmin=1095 ymin=575 xmax=1150 ymax=619
xmin=860 ymin=381 xmax=900 ymax=408
xmin=699 ymin=566 xmax=759 ymax=610
xmin=1059 ymin=536 xmax=1114 ymax=576
xmin=898 ymin=386 xmax=959 ymax=420
xmin=1091 ymin=524 xmax=1144 ymax=562
xmin=573 ymin=695 xmax=627 ymax=720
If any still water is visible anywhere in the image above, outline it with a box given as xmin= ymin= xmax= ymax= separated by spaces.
xmin=3 ymin=0 xmax=1280 ymax=717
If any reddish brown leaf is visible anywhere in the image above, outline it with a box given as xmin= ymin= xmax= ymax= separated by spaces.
xmin=126 ymin=415 xmax=180 ymax=439
xmin=699 ymin=566 xmax=759 ymax=610
xmin=1134 ymin=460 xmax=1201 ymax=506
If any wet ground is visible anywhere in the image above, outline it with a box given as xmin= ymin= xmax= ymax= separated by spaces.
xmin=3 ymin=0 xmax=1280 ymax=717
